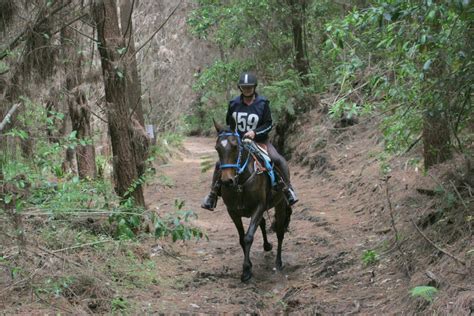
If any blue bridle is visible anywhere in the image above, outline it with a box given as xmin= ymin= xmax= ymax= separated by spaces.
xmin=218 ymin=132 xmax=251 ymax=175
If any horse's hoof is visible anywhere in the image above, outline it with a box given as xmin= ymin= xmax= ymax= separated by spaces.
xmin=264 ymin=243 xmax=273 ymax=252
xmin=241 ymin=271 xmax=252 ymax=282
xmin=276 ymin=261 xmax=284 ymax=271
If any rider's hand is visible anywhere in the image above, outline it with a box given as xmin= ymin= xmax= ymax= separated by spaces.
xmin=244 ymin=130 xmax=256 ymax=139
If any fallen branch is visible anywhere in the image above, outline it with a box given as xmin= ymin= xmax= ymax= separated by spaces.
xmin=52 ymin=239 xmax=115 ymax=253
xmin=450 ymin=180 xmax=469 ymax=211
xmin=383 ymin=176 xmax=412 ymax=276
xmin=0 ymin=231 xmax=83 ymax=267
xmin=0 ymin=103 xmax=21 ymax=133
xmin=34 ymin=245 xmax=83 ymax=267
xmin=410 ymin=218 xmax=466 ymax=266
xmin=0 ymin=261 xmax=47 ymax=296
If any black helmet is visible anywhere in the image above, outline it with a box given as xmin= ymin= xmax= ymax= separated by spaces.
xmin=238 ymin=72 xmax=257 ymax=87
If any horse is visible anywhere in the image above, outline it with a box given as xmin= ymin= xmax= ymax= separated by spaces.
xmin=213 ymin=120 xmax=292 ymax=282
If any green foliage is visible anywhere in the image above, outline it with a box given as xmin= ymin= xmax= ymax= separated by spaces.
xmin=261 ymin=71 xmax=311 ymax=118
xmin=328 ymin=99 xmax=359 ymax=120
xmin=111 ymin=297 xmax=129 ymax=311
xmin=0 ymin=60 xmax=9 ymax=73
xmin=361 ymin=249 xmax=379 ymax=266
xmin=324 ymin=1 xmax=473 ymax=156
xmin=96 ymin=154 xmax=110 ymax=180
xmin=152 ymin=132 xmax=184 ymax=160
xmin=108 ymin=198 xmax=145 ymax=240
xmin=186 ymin=1 xmax=324 ymax=134
xmin=35 ymin=276 xmax=75 ymax=298
xmin=193 ymin=59 xmax=250 ymax=93
xmin=153 ymin=199 xmax=207 ymax=242
xmin=410 ymin=286 xmax=438 ymax=303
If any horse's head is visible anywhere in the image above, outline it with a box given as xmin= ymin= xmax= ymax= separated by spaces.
xmin=213 ymin=119 xmax=242 ymax=186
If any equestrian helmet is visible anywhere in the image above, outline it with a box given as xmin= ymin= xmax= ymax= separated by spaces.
xmin=238 ymin=72 xmax=258 ymax=87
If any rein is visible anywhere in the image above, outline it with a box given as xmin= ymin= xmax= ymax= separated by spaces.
xmin=217 ymin=131 xmax=268 ymax=211
xmin=218 ymin=132 xmax=256 ymax=185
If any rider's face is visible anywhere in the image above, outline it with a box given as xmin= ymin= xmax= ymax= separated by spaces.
xmin=240 ymin=85 xmax=255 ymax=97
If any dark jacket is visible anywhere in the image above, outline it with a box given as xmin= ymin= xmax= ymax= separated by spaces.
xmin=226 ymin=94 xmax=272 ymax=143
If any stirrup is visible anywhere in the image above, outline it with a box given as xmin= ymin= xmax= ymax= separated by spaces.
xmin=284 ymin=187 xmax=299 ymax=206
xmin=201 ymin=193 xmax=218 ymax=211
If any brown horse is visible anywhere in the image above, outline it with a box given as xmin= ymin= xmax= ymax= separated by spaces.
xmin=213 ymin=120 xmax=292 ymax=282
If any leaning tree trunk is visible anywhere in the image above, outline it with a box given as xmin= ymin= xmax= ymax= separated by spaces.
xmin=92 ymin=0 xmax=145 ymax=206
xmin=61 ymin=23 xmax=97 ymax=179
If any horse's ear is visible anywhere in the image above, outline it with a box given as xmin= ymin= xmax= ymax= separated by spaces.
xmin=229 ymin=116 xmax=237 ymax=132
xmin=213 ymin=118 xmax=223 ymax=133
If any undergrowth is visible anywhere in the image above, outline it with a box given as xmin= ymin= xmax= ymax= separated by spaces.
xmin=0 ymin=103 xmax=205 ymax=313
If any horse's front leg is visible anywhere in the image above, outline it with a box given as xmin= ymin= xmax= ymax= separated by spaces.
xmin=241 ymin=207 xmax=265 ymax=282
xmin=259 ymin=217 xmax=273 ymax=252
xmin=228 ymin=212 xmax=246 ymax=255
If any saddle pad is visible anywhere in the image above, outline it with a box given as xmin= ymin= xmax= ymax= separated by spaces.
xmin=255 ymin=143 xmax=271 ymax=163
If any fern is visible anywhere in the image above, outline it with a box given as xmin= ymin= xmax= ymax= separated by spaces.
xmin=410 ymin=286 xmax=438 ymax=303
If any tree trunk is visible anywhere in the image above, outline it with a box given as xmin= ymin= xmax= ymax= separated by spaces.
xmin=92 ymin=0 xmax=145 ymax=206
xmin=422 ymin=17 xmax=451 ymax=170
xmin=119 ymin=0 xmax=144 ymax=126
xmin=119 ymin=0 xmax=149 ymax=184
xmin=423 ymin=106 xmax=451 ymax=169
xmin=61 ymin=24 xmax=97 ymax=179
xmin=287 ymin=0 xmax=309 ymax=86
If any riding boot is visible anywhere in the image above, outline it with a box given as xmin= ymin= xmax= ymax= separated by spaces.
xmin=201 ymin=191 xmax=218 ymax=211
xmin=201 ymin=165 xmax=222 ymax=211
xmin=284 ymin=185 xmax=299 ymax=206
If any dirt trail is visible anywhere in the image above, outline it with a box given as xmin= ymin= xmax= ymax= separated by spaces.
xmin=143 ymin=137 xmax=392 ymax=314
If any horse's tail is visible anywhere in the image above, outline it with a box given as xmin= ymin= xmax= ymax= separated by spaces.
xmin=270 ymin=203 xmax=292 ymax=233
xmin=284 ymin=204 xmax=292 ymax=232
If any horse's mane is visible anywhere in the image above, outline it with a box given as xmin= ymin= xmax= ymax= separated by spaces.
xmin=220 ymin=126 xmax=234 ymax=134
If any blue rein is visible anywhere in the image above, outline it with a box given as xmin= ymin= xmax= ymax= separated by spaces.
xmin=218 ymin=132 xmax=251 ymax=175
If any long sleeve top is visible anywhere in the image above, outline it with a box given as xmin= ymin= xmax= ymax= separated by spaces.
xmin=225 ymin=93 xmax=273 ymax=143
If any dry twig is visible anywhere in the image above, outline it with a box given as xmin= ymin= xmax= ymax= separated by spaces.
xmin=383 ymin=176 xmax=412 ymax=276
xmin=450 ymin=180 xmax=469 ymax=211
xmin=410 ymin=218 xmax=466 ymax=266
xmin=52 ymin=239 xmax=114 ymax=253
xmin=0 ymin=103 xmax=20 ymax=132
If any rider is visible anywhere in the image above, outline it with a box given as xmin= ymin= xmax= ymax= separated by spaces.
xmin=201 ymin=72 xmax=299 ymax=211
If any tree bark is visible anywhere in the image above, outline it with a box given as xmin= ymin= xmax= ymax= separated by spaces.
xmin=92 ymin=0 xmax=145 ymax=206
xmin=422 ymin=16 xmax=451 ymax=169
xmin=61 ymin=23 xmax=97 ymax=179
xmin=119 ymin=0 xmax=149 ymax=184
xmin=423 ymin=105 xmax=451 ymax=169
xmin=119 ymin=0 xmax=144 ymax=126
xmin=287 ymin=0 xmax=309 ymax=86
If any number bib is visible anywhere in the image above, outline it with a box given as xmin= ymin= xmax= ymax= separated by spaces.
xmin=232 ymin=112 xmax=259 ymax=132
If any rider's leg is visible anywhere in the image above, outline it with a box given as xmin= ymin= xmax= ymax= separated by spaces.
xmin=201 ymin=162 xmax=222 ymax=211
xmin=265 ymin=142 xmax=299 ymax=205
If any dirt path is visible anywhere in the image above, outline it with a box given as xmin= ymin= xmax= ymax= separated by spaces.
xmin=143 ymin=137 xmax=392 ymax=314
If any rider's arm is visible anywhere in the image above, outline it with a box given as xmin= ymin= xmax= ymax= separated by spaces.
xmin=254 ymin=100 xmax=272 ymax=142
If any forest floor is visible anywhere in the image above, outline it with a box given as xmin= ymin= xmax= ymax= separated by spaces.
xmin=1 ymin=119 xmax=471 ymax=314
xmin=138 ymin=122 xmax=472 ymax=314
xmin=137 ymin=136 xmax=423 ymax=314
xmin=140 ymin=136 xmax=386 ymax=314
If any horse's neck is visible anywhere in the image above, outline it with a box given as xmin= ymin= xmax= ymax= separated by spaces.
xmin=238 ymin=149 xmax=255 ymax=184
